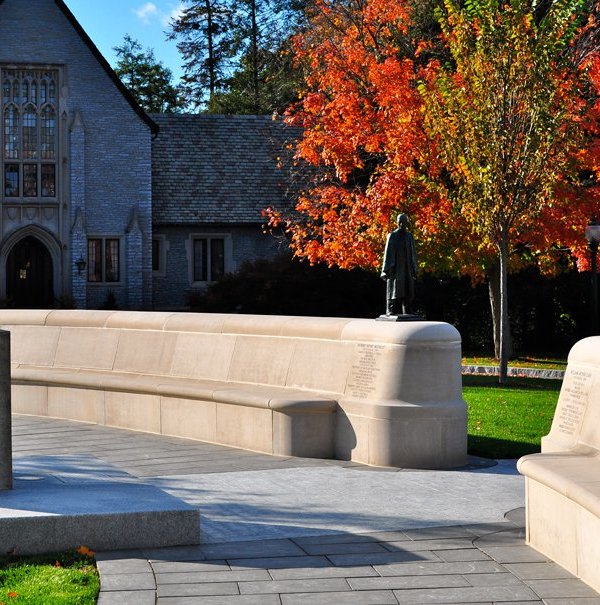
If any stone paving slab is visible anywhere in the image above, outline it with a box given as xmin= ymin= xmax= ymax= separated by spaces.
xmin=94 ymin=518 xmax=600 ymax=605
xmin=157 ymin=582 xmax=241 ymax=597
xmin=149 ymin=461 xmax=525 ymax=543
xmin=544 ymin=597 xmax=600 ymax=605
xmin=0 ymin=453 xmax=200 ymax=554
xmin=10 ymin=415 xmax=600 ymax=605
xmin=281 ymin=592 xmax=399 ymax=605
xmin=158 ymin=597 xmax=281 ymax=604
xmin=97 ymin=590 xmax=156 ymax=604
xmin=504 ymin=562 xmax=577 ymax=580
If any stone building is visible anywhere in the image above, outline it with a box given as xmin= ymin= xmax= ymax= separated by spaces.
xmin=0 ymin=0 xmax=293 ymax=310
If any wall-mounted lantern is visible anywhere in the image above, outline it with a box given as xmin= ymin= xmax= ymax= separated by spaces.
xmin=75 ymin=257 xmax=86 ymax=275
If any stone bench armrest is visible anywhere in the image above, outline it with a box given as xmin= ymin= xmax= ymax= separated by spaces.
xmin=517 ymin=335 xmax=600 ymax=593
xmin=518 ymin=453 xmax=600 ymax=518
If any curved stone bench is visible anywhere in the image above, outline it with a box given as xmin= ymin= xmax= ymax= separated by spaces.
xmin=2 ymin=310 xmax=467 ymax=469
xmin=518 ymin=336 xmax=600 ymax=592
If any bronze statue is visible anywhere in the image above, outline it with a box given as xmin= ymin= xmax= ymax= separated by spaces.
xmin=381 ymin=214 xmax=418 ymax=315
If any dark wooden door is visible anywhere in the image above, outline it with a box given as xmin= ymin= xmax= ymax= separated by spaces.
xmin=7 ymin=237 xmax=54 ymax=308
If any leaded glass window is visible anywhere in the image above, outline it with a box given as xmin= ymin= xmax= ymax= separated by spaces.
xmin=105 ymin=239 xmax=120 ymax=282
xmin=4 ymin=106 xmax=18 ymax=160
xmin=41 ymin=164 xmax=55 ymax=197
xmin=23 ymin=106 xmax=37 ymax=159
xmin=4 ymin=164 xmax=18 ymax=197
xmin=88 ymin=238 xmax=121 ymax=283
xmin=1 ymin=68 xmax=58 ymax=200
xmin=23 ymin=164 xmax=37 ymax=197
xmin=88 ymin=239 xmax=102 ymax=283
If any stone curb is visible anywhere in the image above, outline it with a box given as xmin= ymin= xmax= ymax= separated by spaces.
xmin=462 ymin=365 xmax=565 ymax=380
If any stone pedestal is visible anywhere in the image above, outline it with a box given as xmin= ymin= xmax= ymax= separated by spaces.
xmin=376 ymin=314 xmax=423 ymax=322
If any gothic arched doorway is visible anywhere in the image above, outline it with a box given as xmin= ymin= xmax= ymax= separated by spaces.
xmin=7 ymin=236 xmax=54 ymax=308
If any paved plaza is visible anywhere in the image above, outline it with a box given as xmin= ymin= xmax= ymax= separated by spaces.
xmin=10 ymin=414 xmax=600 ymax=604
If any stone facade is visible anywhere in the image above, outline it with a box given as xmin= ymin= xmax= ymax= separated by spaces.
xmin=152 ymin=225 xmax=286 ymax=309
xmin=0 ymin=0 xmax=293 ymax=310
xmin=151 ymin=113 xmax=299 ymax=310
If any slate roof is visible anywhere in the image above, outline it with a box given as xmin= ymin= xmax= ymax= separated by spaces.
xmin=151 ymin=114 xmax=301 ymax=225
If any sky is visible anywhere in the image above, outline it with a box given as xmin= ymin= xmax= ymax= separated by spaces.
xmin=63 ymin=0 xmax=186 ymax=81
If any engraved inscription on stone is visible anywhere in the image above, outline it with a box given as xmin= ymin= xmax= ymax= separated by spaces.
xmin=556 ymin=367 xmax=594 ymax=437
xmin=347 ymin=343 xmax=385 ymax=398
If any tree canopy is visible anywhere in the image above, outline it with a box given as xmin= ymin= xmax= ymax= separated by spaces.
xmin=113 ymin=35 xmax=185 ymax=113
xmin=267 ymin=0 xmax=600 ymax=381
xmin=168 ymin=0 xmax=304 ymax=112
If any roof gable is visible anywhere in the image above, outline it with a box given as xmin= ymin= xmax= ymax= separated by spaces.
xmin=0 ymin=0 xmax=158 ymax=135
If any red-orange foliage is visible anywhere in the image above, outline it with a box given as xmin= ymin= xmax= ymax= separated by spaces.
xmin=267 ymin=0 xmax=600 ymax=280
xmin=267 ymin=0 xmax=429 ymax=269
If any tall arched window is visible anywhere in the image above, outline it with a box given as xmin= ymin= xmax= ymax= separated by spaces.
xmin=1 ymin=68 xmax=58 ymax=200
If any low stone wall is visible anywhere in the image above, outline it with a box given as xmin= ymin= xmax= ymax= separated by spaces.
xmin=518 ymin=336 xmax=600 ymax=592
xmin=462 ymin=365 xmax=565 ymax=380
xmin=2 ymin=310 xmax=467 ymax=469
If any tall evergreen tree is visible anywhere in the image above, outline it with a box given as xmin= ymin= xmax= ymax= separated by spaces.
xmin=170 ymin=0 xmax=305 ymax=112
xmin=168 ymin=0 xmax=236 ymax=109
xmin=113 ymin=35 xmax=185 ymax=113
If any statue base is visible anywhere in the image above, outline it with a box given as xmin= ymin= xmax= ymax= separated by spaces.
xmin=376 ymin=313 xmax=423 ymax=322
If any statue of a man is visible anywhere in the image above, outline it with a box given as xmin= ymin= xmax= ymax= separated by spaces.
xmin=380 ymin=214 xmax=418 ymax=315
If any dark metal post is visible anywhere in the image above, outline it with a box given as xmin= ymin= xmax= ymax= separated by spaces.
xmin=592 ymin=240 xmax=599 ymax=336
xmin=0 ymin=330 xmax=11 ymax=490
xmin=587 ymin=217 xmax=600 ymax=336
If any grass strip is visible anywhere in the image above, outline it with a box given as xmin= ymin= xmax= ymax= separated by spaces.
xmin=463 ymin=375 xmax=562 ymax=459
xmin=0 ymin=549 xmax=99 ymax=605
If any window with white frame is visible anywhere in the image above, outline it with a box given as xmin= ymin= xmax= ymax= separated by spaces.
xmin=88 ymin=238 xmax=120 ymax=283
xmin=1 ymin=68 xmax=58 ymax=199
xmin=192 ymin=236 xmax=226 ymax=282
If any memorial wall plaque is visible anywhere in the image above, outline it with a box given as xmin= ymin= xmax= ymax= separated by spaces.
xmin=347 ymin=343 xmax=385 ymax=398
xmin=555 ymin=366 xmax=594 ymax=438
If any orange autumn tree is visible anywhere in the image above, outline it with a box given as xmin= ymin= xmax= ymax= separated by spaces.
xmin=268 ymin=0 xmax=600 ymax=381
xmin=267 ymin=0 xmax=430 ymax=268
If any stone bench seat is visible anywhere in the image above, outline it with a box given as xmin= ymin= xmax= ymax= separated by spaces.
xmin=517 ymin=336 xmax=600 ymax=593
xmin=519 ymin=453 xmax=600 ymax=517
xmin=12 ymin=365 xmax=337 ymax=412
xmin=2 ymin=309 xmax=468 ymax=469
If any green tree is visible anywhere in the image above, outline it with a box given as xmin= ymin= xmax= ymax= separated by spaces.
xmin=268 ymin=0 xmax=600 ymax=383
xmin=113 ymin=35 xmax=184 ymax=113
xmin=419 ymin=0 xmax=592 ymax=382
xmin=168 ymin=0 xmax=235 ymax=109
xmin=170 ymin=0 xmax=304 ymax=112
xmin=208 ymin=39 xmax=302 ymax=113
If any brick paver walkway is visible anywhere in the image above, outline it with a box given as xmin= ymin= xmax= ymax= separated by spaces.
xmin=12 ymin=415 xmax=600 ymax=605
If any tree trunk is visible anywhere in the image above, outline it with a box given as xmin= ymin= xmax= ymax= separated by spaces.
xmin=487 ymin=264 xmax=513 ymax=361
xmin=498 ymin=237 xmax=510 ymax=385
xmin=488 ymin=265 xmax=501 ymax=359
xmin=250 ymin=0 xmax=259 ymax=113
xmin=205 ymin=0 xmax=216 ymax=102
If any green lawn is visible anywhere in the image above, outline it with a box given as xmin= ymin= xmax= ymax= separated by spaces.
xmin=0 ymin=550 xmax=99 ymax=604
xmin=463 ymin=375 xmax=562 ymax=459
